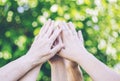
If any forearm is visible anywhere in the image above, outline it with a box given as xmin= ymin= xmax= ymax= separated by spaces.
xmin=51 ymin=61 xmax=67 ymax=81
xmin=19 ymin=65 xmax=42 ymax=81
xmin=66 ymin=66 xmax=84 ymax=81
xmin=0 ymin=55 xmax=38 ymax=81
xmin=75 ymin=51 xmax=120 ymax=81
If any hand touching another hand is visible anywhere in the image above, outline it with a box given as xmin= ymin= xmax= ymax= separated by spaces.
xmin=26 ymin=19 xmax=63 ymax=65
xmin=59 ymin=22 xmax=86 ymax=62
xmin=48 ymin=29 xmax=84 ymax=81
xmin=58 ymin=22 xmax=120 ymax=81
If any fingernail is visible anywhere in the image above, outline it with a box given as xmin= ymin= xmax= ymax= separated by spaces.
xmin=69 ymin=21 xmax=72 ymax=24
xmin=48 ymin=19 xmax=51 ymax=21
xmin=52 ymin=20 xmax=54 ymax=23
xmin=78 ymin=30 xmax=82 ymax=34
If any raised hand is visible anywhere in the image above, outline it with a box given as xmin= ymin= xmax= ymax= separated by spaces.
xmin=26 ymin=19 xmax=63 ymax=65
xmin=58 ymin=22 xmax=86 ymax=62
xmin=0 ymin=19 xmax=64 ymax=81
xmin=63 ymin=30 xmax=84 ymax=81
xmin=18 ymin=20 xmax=64 ymax=81
xmin=59 ymin=22 xmax=120 ymax=81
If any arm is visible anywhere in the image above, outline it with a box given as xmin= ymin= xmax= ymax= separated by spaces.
xmin=75 ymin=50 xmax=120 ymax=81
xmin=0 ymin=19 xmax=63 ymax=81
xmin=19 ymin=19 xmax=63 ymax=81
xmin=0 ymin=55 xmax=41 ymax=81
xmin=56 ymin=32 xmax=84 ymax=81
xmin=19 ymin=65 xmax=41 ymax=81
xmin=59 ymin=22 xmax=120 ymax=81
xmin=65 ymin=60 xmax=84 ymax=81
xmin=49 ymin=55 xmax=67 ymax=81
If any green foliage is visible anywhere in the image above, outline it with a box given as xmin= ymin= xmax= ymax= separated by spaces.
xmin=0 ymin=0 xmax=120 ymax=81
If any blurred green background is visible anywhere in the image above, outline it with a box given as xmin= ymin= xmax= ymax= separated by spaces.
xmin=0 ymin=0 xmax=120 ymax=81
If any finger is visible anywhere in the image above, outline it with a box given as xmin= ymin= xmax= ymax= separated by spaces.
xmin=39 ymin=19 xmax=51 ymax=36
xmin=46 ymin=20 xmax=55 ymax=38
xmin=39 ymin=19 xmax=50 ymax=34
xmin=49 ymin=27 xmax=62 ymax=45
xmin=67 ymin=22 xmax=77 ymax=36
xmin=58 ymin=35 xmax=62 ymax=45
xmin=50 ymin=42 xmax=63 ymax=56
xmin=68 ymin=22 xmax=76 ymax=31
xmin=58 ymin=23 xmax=66 ymax=43
xmin=58 ymin=34 xmax=64 ymax=48
xmin=78 ymin=30 xmax=84 ymax=43
xmin=51 ymin=36 xmax=58 ymax=49
xmin=62 ymin=22 xmax=72 ymax=35
xmin=63 ymin=22 xmax=69 ymax=29
xmin=34 ymin=35 xmax=39 ymax=41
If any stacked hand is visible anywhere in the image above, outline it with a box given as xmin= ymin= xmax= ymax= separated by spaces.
xmin=1 ymin=19 xmax=119 ymax=81
xmin=25 ymin=19 xmax=84 ymax=81
xmin=27 ymin=19 xmax=85 ymax=66
xmin=26 ymin=19 xmax=64 ymax=65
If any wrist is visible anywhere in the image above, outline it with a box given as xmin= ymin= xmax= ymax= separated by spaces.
xmin=23 ymin=54 xmax=42 ymax=68
xmin=80 ymin=47 xmax=89 ymax=55
xmin=74 ymin=49 xmax=90 ymax=63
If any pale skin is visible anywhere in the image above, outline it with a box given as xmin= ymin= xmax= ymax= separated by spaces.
xmin=49 ymin=35 xmax=84 ymax=81
xmin=19 ymin=27 xmax=84 ymax=81
xmin=0 ymin=19 xmax=63 ymax=81
xmin=59 ymin=22 xmax=120 ymax=81
xmin=49 ymin=35 xmax=68 ymax=81
xmin=19 ymin=55 xmax=83 ymax=81
xmin=19 ymin=55 xmax=84 ymax=81
xmin=49 ymin=55 xmax=68 ymax=81
xmin=1 ymin=20 xmax=120 ymax=81
xmin=63 ymin=24 xmax=84 ymax=81
xmin=49 ymin=55 xmax=83 ymax=81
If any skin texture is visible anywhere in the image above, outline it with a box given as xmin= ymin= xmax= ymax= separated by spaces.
xmin=0 ymin=19 xmax=63 ymax=81
xmin=49 ymin=55 xmax=84 ymax=81
xmin=1 ymin=20 xmax=120 ymax=81
xmin=19 ymin=26 xmax=84 ymax=81
xmin=65 ymin=60 xmax=84 ymax=81
xmin=18 ymin=65 xmax=41 ymax=81
xmin=59 ymin=22 xmax=120 ymax=81
xmin=49 ymin=35 xmax=83 ymax=81
xmin=49 ymin=55 xmax=68 ymax=81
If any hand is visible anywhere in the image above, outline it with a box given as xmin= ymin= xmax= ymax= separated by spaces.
xmin=48 ymin=35 xmax=65 ymax=64
xmin=26 ymin=19 xmax=63 ymax=65
xmin=58 ymin=22 xmax=86 ymax=62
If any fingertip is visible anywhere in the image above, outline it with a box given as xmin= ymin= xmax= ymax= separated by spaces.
xmin=48 ymin=19 xmax=52 ymax=23
xmin=68 ymin=21 xmax=72 ymax=24
xmin=78 ymin=30 xmax=84 ymax=43
xmin=61 ymin=22 xmax=66 ymax=30
xmin=58 ymin=22 xmax=62 ymax=27
xmin=78 ymin=30 xmax=82 ymax=35
xmin=48 ymin=18 xmax=51 ymax=21
xmin=51 ymin=20 xmax=54 ymax=23
xmin=51 ymin=20 xmax=55 ymax=25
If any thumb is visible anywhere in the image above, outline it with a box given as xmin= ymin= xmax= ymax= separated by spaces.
xmin=78 ymin=30 xmax=84 ymax=43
